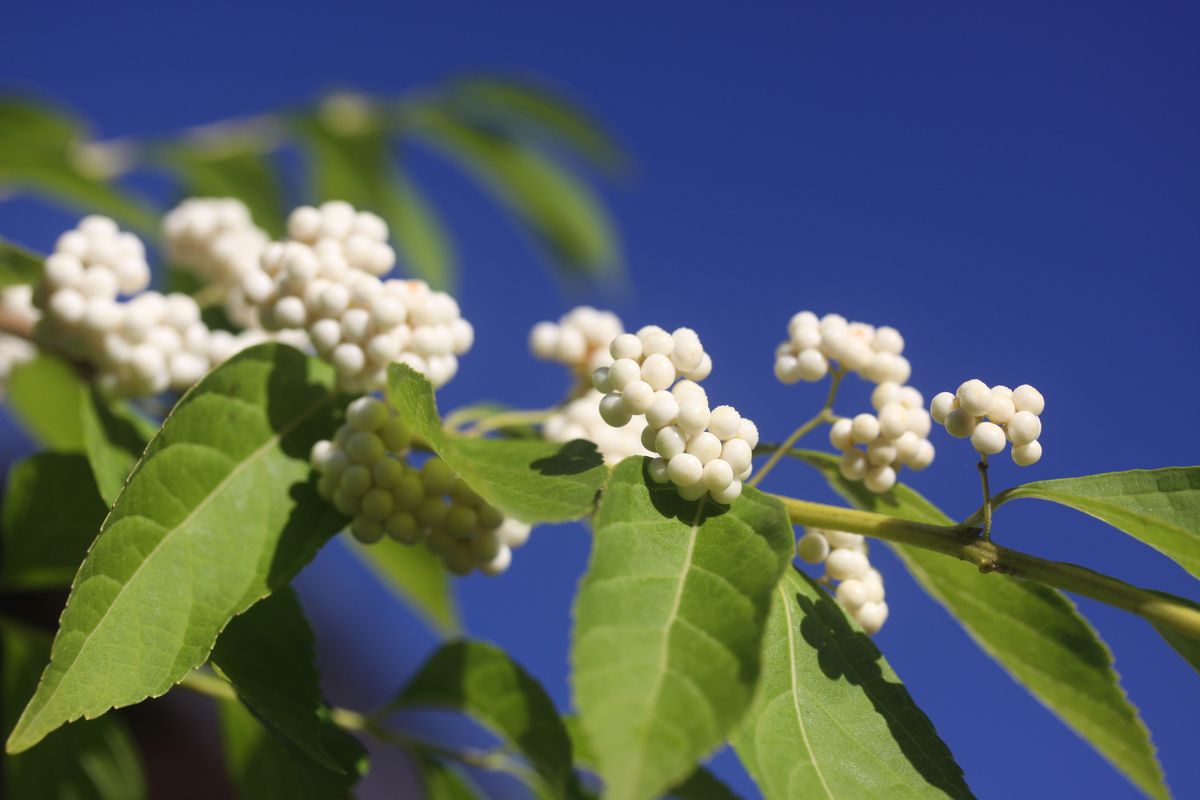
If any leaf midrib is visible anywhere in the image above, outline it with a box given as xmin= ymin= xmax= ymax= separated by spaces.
xmin=779 ymin=581 xmax=835 ymax=799
xmin=12 ymin=389 xmax=332 ymax=746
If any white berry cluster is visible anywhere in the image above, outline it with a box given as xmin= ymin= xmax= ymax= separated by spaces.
xmin=162 ymin=198 xmax=269 ymax=327
xmin=829 ymin=381 xmax=935 ymax=494
xmin=796 ymin=527 xmax=889 ymax=634
xmin=30 ymin=216 xmax=241 ymax=397
xmin=239 ymin=202 xmax=473 ymax=392
xmin=931 ymin=381 xmax=1045 ymax=466
xmin=775 ymin=311 xmax=910 ymax=385
xmin=0 ymin=285 xmax=38 ymax=397
xmin=529 ymin=306 xmax=624 ymax=377
xmin=311 ymin=396 xmax=529 ymax=576
xmin=543 ymin=389 xmax=650 ymax=466
xmin=591 ymin=326 xmax=754 ymax=504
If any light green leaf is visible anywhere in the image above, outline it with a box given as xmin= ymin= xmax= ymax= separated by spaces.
xmin=0 ymin=238 xmax=43 ymax=288
xmin=792 ymin=449 xmax=1169 ymax=800
xmin=295 ymin=111 xmax=455 ymax=289
xmin=444 ymin=76 xmax=627 ymax=175
xmin=346 ymin=535 xmax=459 ymax=634
xmin=389 ymin=639 xmax=572 ymax=796
xmin=161 ymin=145 xmax=288 ymax=236
xmin=7 ymin=352 xmax=87 ymax=451
xmin=219 ymin=698 xmax=366 ymax=800
xmin=733 ymin=566 xmax=971 ymax=799
xmin=997 ymin=468 xmax=1200 ymax=580
xmin=564 ymin=715 xmax=740 ymax=800
xmin=1 ymin=452 xmax=106 ymax=590
xmin=417 ymin=753 xmax=484 ymax=799
xmin=572 ymin=457 xmax=793 ymax=800
xmin=2 ymin=619 xmax=145 ymax=800
xmin=80 ymin=387 xmax=157 ymax=507
xmin=386 ymin=364 xmax=608 ymax=523
xmin=5 ymin=343 xmax=346 ymax=754
xmin=210 ymin=588 xmax=341 ymax=772
xmin=0 ymin=98 xmax=156 ymax=231
xmin=407 ymin=105 xmax=620 ymax=280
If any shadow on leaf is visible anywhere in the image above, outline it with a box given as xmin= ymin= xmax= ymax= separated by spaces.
xmin=530 ymin=439 xmax=603 ymax=476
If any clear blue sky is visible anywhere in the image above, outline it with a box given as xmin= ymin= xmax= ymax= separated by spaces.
xmin=3 ymin=2 xmax=1199 ymax=798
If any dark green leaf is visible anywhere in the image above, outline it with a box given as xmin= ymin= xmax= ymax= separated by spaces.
xmin=2 ymin=619 xmax=145 ymax=800
xmin=80 ymin=387 xmax=157 ymax=506
xmin=572 ymin=457 xmax=793 ymax=800
xmin=211 ymin=588 xmax=341 ymax=772
xmin=443 ymin=76 xmax=627 ymax=175
xmin=733 ymin=566 xmax=971 ymax=799
xmin=997 ymin=468 xmax=1200 ymax=580
xmin=0 ymin=98 xmax=156 ymax=231
xmin=7 ymin=352 xmax=87 ymax=451
xmin=407 ymin=105 xmax=619 ymax=280
xmin=346 ymin=535 xmax=460 ymax=634
xmin=793 ymin=449 xmax=1169 ymax=800
xmin=1 ymin=452 xmax=106 ymax=590
xmin=0 ymin=238 xmax=43 ymax=288
xmin=219 ymin=699 xmax=366 ymax=800
xmin=160 ymin=145 xmax=288 ymax=236
xmin=295 ymin=110 xmax=455 ymax=289
xmin=6 ymin=344 xmax=346 ymax=754
xmin=386 ymin=364 xmax=608 ymax=523
xmin=390 ymin=639 xmax=572 ymax=796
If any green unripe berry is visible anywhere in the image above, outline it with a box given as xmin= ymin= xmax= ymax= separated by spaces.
xmin=385 ymin=511 xmax=421 ymax=544
xmin=379 ymin=418 xmax=412 ymax=452
xmin=372 ymin=457 xmax=406 ymax=488
xmin=470 ymin=529 xmax=502 ymax=561
xmin=392 ymin=475 xmax=425 ymax=511
xmin=361 ymin=489 xmax=395 ymax=521
xmin=416 ymin=496 xmax=449 ymax=527
xmin=333 ymin=487 xmax=361 ymax=516
xmin=351 ymin=517 xmax=384 ymax=544
xmin=421 ymin=458 xmax=457 ymax=495
xmin=345 ymin=431 xmax=385 ymax=465
xmin=477 ymin=504 xmax=504 ymax=530
xmin=340 ymin=464 xmax=372 ymax=497
xmin=444 ymin=506 xmax=478 ymax=539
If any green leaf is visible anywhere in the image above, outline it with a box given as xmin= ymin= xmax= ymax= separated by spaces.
xmin=2 ymin=619 xmax=145 ymax=800
xmin=295 ymin=111 xmax=455 ymax=289
xmin=733 ymin=566 xmax=971 ymax=799
xmin=346 ymin=535 xmax=460 ymax=634
xmin=161 ymin=144 xmax=288 ymax=236
xmin=386 ymin=364 xmax=608 ymax=523
xmin=1148 ymin=591 xmax=1200 ymax=677
xmin=219 ymin=699 xmax=366 ymax=800
xmin=997 ymin=468 xmax=1200 ymax=580
xmin=572 ymin=457 xmax=794 ymax=800
xmin=443 ymin=76 xmax=627 ymax=175
xmin=407 ymin=105 xmax=620 ymax=280
xmin=5 ymin=344 xmax=346 ymax=754
xmin=210 ymin=588 xmax=341 ymax=772
xmin=7 ymin=352 xmax=87 ymax=451
xmin=80 ymin=387 xmax=157 ymax=507
xmin=792 ymin=449 xmax=1169 ymax=800
xmin=564 ymin=715 xmax=740 ymax=800
xmin=1 ymin=452 xmax=107 ymax=590
xmin=0 ymin=238 xmax=43 ymax=288
xmin=417 ymin=753 xmax=484 ymax=799
xmin=389 ymin=639 xmax=572 ymax=796
xmin=0 ymin=98 xmax=156 ymax=231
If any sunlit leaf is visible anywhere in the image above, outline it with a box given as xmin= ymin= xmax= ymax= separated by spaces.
xmin=6 ymin=344 xmax=345 ymax=754
xmin=160 ymin=144 xmax=288 ymax=236
xmin=572 ymin=457 xmax=793 ymax=800
xmin=386 ymin=363 xmax=608 ymax=523
xmin=792 ymin=449 xmax=1169 ymax=800
xmin=732 ymin=566 xmax=972 ymax=799
xmin=997 ymin=468 xmax=1200 ymax=580
xmin=416 ymin=753 xmax=483 ymax=799
xmin=80 ymin=387 xmax=157 ymax=506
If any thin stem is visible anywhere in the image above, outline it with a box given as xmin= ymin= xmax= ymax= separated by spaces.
xmin=749 ymin=370 xmax=845 ymax=488
xmin=977 ymin=456 xmax=992 ymax=541
xmin=772 ymin=493 xmax=1200 ymax=642
xmin=464 ymin=408 xmax=554 ymax=438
